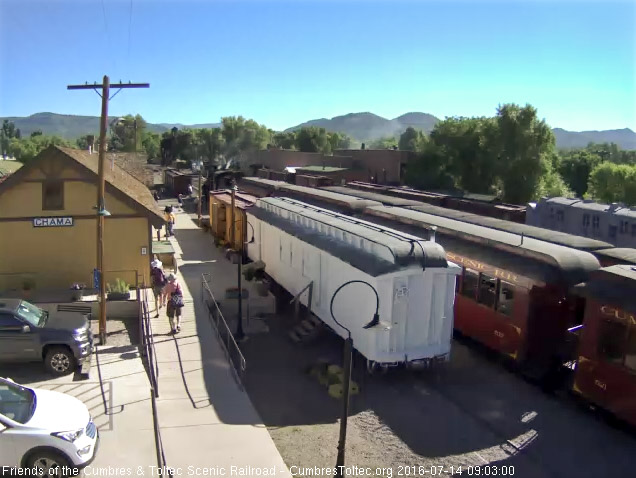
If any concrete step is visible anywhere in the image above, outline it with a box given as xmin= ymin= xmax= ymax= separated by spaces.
xmin=299 ymin=319 xmax=316 ymax=333
xmin=294 ymin=325 xmax=312 ymax=337
xmin=308 ymin=313 xmax=323 ymax=327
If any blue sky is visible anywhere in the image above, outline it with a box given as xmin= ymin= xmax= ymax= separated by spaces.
xmin=0 ymin=0 xmax=634 ymax=132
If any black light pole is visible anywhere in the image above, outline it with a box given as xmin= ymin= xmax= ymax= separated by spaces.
xmin=330 ymin=280 xmax=380 ymax=478
xmin=231 ymin=181 xmax=245 ymax=341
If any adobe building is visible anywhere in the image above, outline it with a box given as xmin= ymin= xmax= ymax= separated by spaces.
xmin=0 ymin=145 xmax=164 ymax=293
xmin=245 ymin=146 xmax=416 ymax=185
xmin=333 ymin=148 xmax=415 ymax=185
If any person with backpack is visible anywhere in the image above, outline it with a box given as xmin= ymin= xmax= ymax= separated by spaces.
xmin=150 ymin=258 xmax=166 ymax=318
xmin=164 ymin=205 xmax=175 ymax=238
xmin=162 ymin=273 xmax=184 ymax=334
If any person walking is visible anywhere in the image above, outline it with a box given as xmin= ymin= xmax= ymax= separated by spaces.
xmin=164 ymin=206 xmax=175 ymax=238
xmin=162 ymin=273 xmax=184 ymax=334
xmin=150 ymin=258 xmax=166 ymax=318
xmin=187 ymin=183 xmax=193 ymax=197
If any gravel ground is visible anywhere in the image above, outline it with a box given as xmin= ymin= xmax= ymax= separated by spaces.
xmin=239 ymin=310 xmax=636 ymax=478
xmin=89 ymin=316 xmax=140 ymax=347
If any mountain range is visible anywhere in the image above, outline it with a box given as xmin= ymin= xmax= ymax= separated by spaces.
xmin=2 ymin=112 xmax=636 ymax=150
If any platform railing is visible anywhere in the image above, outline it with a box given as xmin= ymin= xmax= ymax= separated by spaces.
xmin=201 ymin=272 xmax=246 ymax=387
xmin=139 ymin=285 xmax=170 ymax=475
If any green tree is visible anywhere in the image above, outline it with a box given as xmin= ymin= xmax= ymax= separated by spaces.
xmin=109 ymin=114 xmax=147 ymax=152
xmin=30 ymin=130 xmax=43 ymax=138
xmin=429 ymin=117 xmax=498 ymax=194
xmin=557 ymin=149 xmax=602 ymax=198
xmin=368 ymin=136 xmax=398 ymax=149
xmin=272 ymin=131 xmax=297 ymax=149
xmin=142 ymin=132 xmax=161 ymax=160
xmin=404 ymin=138 xmax=455 ymax=191
xmin=398 ymin=127 xmax=426 ymax=152
xmin=588 ymin=162 xmax=636 ymax=205
xmin=327 ymin=132 xmax=352 ymax=151
xmin=494 ymin=104 xmax=556 ymax=204
xmin=1 ymin=120 xmax=17 ymax=154
xmin=196 ymin=128 xmax=224 ymax=163
xmin=221 ymin=116 xmax=271 ymax=159
xmin=7 ymin=135 xmax=72 ymax=163
xmin=296 ymin=127 xmax=331 ymax=154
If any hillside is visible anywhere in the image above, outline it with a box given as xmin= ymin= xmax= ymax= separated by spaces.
xmin=285 ymin=112 xmax=440 ymax=142
xmin=552 ymin=127 xmax=636 ymax=150
xmin=3 ymin=112 xmax=636 ymax=150
xmin=0 ymin=113 xmax=220 ymax=140
xmin=288 ymin=112 xmax=636 ymax=149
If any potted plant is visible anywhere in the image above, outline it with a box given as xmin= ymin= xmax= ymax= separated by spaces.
xmin=106 ymin=278 xmax=131 ymax=301
xmin=70 ymin=283 xmax=86 ymax=301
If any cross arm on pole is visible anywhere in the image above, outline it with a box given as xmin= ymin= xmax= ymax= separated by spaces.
xmin=67 ymin=83 xmax=150 ymax=89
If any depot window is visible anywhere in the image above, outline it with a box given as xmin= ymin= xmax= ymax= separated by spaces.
xmin=42 ymin=180 xmax=64 ymax=210
xmin=460 ymin=268 xmax=479 ymax=300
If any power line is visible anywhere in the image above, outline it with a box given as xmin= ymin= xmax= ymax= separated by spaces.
xmin=100 ymin=0 xmax=108 ymax=39
xmin=127 ymin=0 xmax=133 ymax=62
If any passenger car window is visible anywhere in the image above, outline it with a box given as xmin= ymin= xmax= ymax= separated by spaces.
xmin=460 ymin=268 xmax=479 ymax=300
xmin=597 ymin=319 xmax=627 ymax=365
xmin=623 ymin=326 xmax=636 ymax=372
xmin=496 ymin=281 xmax=515 ymax=317
xmin=478 ymin=273 xmax=497 ymax=308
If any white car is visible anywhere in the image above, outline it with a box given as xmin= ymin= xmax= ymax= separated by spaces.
xmin=0 ymin=377 xmax=98 ymax=474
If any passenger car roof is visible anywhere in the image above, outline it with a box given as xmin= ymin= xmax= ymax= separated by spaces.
xmin=328 ymin=186 xmax=610 ymax=250
xmin=593 ymin=248 xmax=636 ymax=265
xmin=364 ymin=206 xmax=600 ymax=285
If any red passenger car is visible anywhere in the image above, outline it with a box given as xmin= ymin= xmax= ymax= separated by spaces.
xmin=361 ymin=206 xmax=600 ymax=380
xmin=571 ymin=265 xmax=636 ymax=426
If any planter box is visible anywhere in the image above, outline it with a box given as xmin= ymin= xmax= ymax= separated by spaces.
xmin=107 ymin=292 xmax=131 ymax=301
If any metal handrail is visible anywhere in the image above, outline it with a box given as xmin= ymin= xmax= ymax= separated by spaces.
xmin=150 ymin=387 xmax=171 ymax=476
xmin=201 ymin=273 xmax=246 ymax=386
xmin=140 ymin=286 xmax=170 ymax=474
xmin=140 ymin=286 xmax=159 ymax=397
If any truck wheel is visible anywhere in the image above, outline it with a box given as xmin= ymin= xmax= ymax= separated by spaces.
xmin=26 ymin=450 xmax=74 ymax=477
xmin=44 ymin=347 xmax=76 ymax=375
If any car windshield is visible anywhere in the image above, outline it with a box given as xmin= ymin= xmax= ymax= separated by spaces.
xmin=16 ymin=301 xmax=45 ymax=327
xmin=0 ymin=380 xmax=36 ymax=424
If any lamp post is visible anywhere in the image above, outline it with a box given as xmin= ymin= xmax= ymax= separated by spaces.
xmin=231 ymin=181 xmax=245 ymax=341
xmin=329 ymin=280 xmax=380 ymax=478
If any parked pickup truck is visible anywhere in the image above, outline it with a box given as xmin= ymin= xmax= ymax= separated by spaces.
xmin=0 ymin=299 xmax=93 ymax=375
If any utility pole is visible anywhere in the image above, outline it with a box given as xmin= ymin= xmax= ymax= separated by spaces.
xmin=68 ymin=76 xmax=149 ymax=345
xmin=197 ymin=159 xmax=203 ymax=227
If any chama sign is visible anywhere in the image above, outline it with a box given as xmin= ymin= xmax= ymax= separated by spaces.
xmin=33 ymin=217 xmax=74 ymax=227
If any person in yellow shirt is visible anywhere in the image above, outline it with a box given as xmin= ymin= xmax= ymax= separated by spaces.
xmin=164 ymin=206 xmax=175 ymax=238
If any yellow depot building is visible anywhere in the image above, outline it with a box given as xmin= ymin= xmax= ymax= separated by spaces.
xmin=0 ymin=145 xmax=164 ymax=293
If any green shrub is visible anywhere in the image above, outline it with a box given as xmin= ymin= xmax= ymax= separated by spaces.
xmin=107 ymin=278 xmax=130 ymax=294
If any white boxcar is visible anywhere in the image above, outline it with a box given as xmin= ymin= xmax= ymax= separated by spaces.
xmin=246 ymin=197 xmax=461 ymax=367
